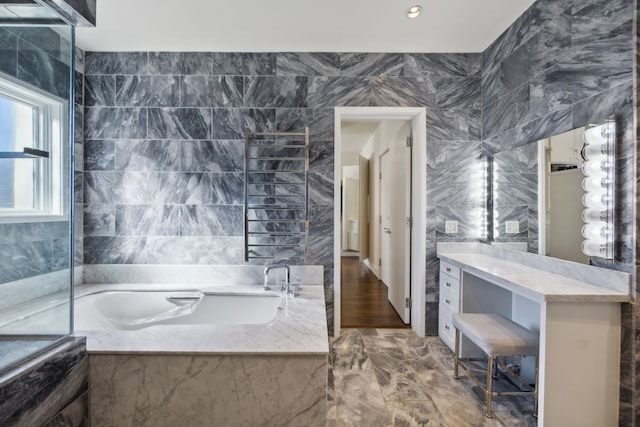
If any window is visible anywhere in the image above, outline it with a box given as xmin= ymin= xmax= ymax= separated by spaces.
xmin=0 ymin=73 xmax=67 ymax=222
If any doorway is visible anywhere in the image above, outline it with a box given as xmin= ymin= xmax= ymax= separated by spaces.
xmin=334 ymin=107 xmax=427 ymax=337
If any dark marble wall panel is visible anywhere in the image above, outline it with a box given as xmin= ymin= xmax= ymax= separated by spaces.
xmin=482 ymin=0 xmax=637 ymax=423
xmin=82 ymin=50 xmax=483 ymax=338
xmin=0 ymin=338 xmax=88 ymax=426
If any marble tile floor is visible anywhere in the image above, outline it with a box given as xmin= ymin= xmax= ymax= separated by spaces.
xmin=328 ymin=329 xmax=537 ymax=427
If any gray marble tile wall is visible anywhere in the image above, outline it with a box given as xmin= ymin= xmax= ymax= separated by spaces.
xmin=0 ymin=337 xmax=88 ymax=426
xmin=0 ymin=26 xmax=74 ymax=284
xmin=481 ymin=0 xmax=637 ymax=424
xmin=82 ymin=51 xmax=483 ymax=335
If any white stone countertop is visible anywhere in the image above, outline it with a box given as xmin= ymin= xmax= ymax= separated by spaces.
xmin=438 ymin=252 xmax=631 ymax=303
xmin=73 ymin=283 xmax=329 ymax=356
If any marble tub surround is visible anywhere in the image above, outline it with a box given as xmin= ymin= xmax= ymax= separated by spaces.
xmin=0 ymin=337 xmax=88 ymax=427
xmin=79 ymin=281 xmax=328 ymax=426
xmin=75 ymin=282 xmax=328 ymax=354
xmin=90 ymin=353 xmax=326 ymax=427
xmin=437 ymin=242 xmax=632 ymax=299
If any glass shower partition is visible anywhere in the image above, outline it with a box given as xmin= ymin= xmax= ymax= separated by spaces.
xmin=0 ymin=4 xmax=74 ymax=374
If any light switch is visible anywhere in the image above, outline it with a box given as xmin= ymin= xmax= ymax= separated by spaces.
xmin=505 ymin=220 xmax=519 ymax=234
xmin=445 ymin=220 xmax=458 ymax=234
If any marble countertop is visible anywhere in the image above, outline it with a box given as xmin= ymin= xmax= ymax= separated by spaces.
xmin=73 ymin=283 xmax=329 ymax=356
xmin=439 ymin=252 xmax=631 ymax=303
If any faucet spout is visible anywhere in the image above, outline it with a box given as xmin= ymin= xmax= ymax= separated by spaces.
xmin=263 ymin=265 xmax=290 ymax=291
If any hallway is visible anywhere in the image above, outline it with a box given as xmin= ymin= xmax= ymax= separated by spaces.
xmin=340 ymin=257 xmax=409 ymax=328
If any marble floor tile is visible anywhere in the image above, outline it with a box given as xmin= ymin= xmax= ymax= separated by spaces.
xmin=329 ymin=329 xmax=536 ymax=426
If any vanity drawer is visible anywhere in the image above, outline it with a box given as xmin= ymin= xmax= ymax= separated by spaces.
xmin=440 ymin=261 xmax=460 ymax=280
xmin=439 ymin=271 xmax=460 ymax=294
xmin=439 ymin=282 xmax=459 ymax=312
xmin=439 ymin=304 xmax=456 ymax=351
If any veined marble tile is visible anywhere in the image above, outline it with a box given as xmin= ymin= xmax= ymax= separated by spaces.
xmin=148 ymin=107 xmax=211 ymax=140
xmin=310 ymin=140 xmax=334 ymax=177
xmin=494 ymin=172 xmax=537 ymax=206
xmin=17 ymin=38 xmax=70 ymax=99
xmin=148 ymin=172 xmax=212 ymax=205
xmin=180 ymin=75 xmax=244 ymax=107
xmin=493 ymin=141 xmax=537 ymax=174
xmin=527 ymin=7 xmax=571 ymax=77
xmin=84 ymin=172 xmax=149 ymax=204
xmin=333 ymin=369 xmax=389 ymax=427
xmin=84 ymin=204 xmax=115 ymax=237
xmin=428 ymin=140 xmax=482 ymax=175
xmin=212 ymin=108 xmax=276 ymax=139
xmin=0 ymin=28 xmax=17 ymax=77
xmin=308 ymin=171 xmax=333 ymax=206
xmin=179 ymin=205 xmax=243 ymax=236
xmin=492 ymin=205 xmax=529 ymax=239
xmin=89 ymin=354 xmax=326 ymax=427
xmin=331 ymin=331 xmax=370 ymax=370
xmin=211 ymin=52 xmax=244 ymax=75
xmin=571 ymin=0 xmax=633 ymax=51
xmin=483 ymin=8 xmax=531 ymax=70
xmin=84 ymin=74 xmax=114 ymax=107
xmin=243 ymin=52 xmax=276 ymax=75
xmin=84 ymin=52 xmax=148 ymax=75
xmin=0 ymin=222 xmax=68 ymax=245
xmin=515 ymin=107 xmax=572 ymax=149
xmin=387 ymin=399 xmax=449 ymax=426
xmin=435 ymin=77 xmax=481 ymax=109
xmin=276 ymin=52 xmax=340 ymax=76
xmin=436 ymin=206 xmax=485 ymax=239
xmin=115 ymin=205 xmax=180 ymax=237
xmin=74 ymin=46 xmax=84 ymax=74
xmin=307 ymin=76 xmax=372 ymax=108
xmin=245 ymin=76 xmax=308 ymax=108
xmin=0 ymin=338 xmax=87 ymax=427
xmin=210 ymin=173 xmax=243 ymax=204
xmin=428 ymin=173 xmax=485 ymax=206
xmin=84 ymin=140 xmax=115 ymax=171
xmin=482 ymin=84 xmax=529 ymax=140
xmin=339 ymin=52 xmax=403 ymax=76
xmin=116 ymin=140 xmax=180 ymax=172
xmin=180 ymin=140 xmax=243 ymax=172
xmin=115 ymin=75 xmax=179 ymax=107
xmin=309 ymin=205 xmax=333 ymax=237
xmin=84 ymin=107 xmax=147 ymax=140
xmin=404 ymin=53 xmax=470 ymax=77
xmin=427 ymin=108 xmax=481 ymax=142
xmin=0 ymin=241 xmax=50 ymax=283
xmin=148 ymin=52 xmax=212 ymax=75
xmin=83 ymin=236 xmax=148 ymax=264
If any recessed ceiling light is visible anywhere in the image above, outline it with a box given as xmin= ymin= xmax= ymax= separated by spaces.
xmin=406 ymin=5 xmax=422 ymax=19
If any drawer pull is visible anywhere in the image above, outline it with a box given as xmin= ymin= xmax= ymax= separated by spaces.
xmin=445 ymin=325 xmax=450 ymax=330
xmin=445 ymin=299 xmax=450 ymax=304
xmin=446 ymin=267 xmax=451 ymax=272
xmin=446 ymin=282 xmax=451 ymax=287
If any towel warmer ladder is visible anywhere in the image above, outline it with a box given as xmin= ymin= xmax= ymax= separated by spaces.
xmin=244 ymin=127 xmax=310 ymax=263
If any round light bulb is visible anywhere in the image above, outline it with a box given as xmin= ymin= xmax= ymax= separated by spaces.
xmin=581 ymin=159 xmax=610 ymax=176
xmin=406 ymin=5 xmax=422 ymax=18
xmin=582 ymin=175 xmax=609 ymax=192
xmin=581 ymin=240 xmax=611 ymax=258
xmin=582 ymin=208 xmax=609 ymax=223
xmin=582 ymin=192 xmax=608 ymax=208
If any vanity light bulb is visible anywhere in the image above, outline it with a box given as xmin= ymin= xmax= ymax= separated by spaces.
xmin=581 ymin=159 xmax=610 ymax=176
xmin=582 ymin=208 xmax=609 ymax=223
xmin=582 ymin=143 xmax=608 ymax=160
xmin=581 ymin=240 xmax=611 ymax=258
xmin=583 ymin=123 xmax=613 ymax=145
xmin=582 ymin=191 xmax=608 ymax=208
xmin=582 ymin=176 xmax=610 ymax=192
xmin=581 ymin=222 xmax=610 ymax=240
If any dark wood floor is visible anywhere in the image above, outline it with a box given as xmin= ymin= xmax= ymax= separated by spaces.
xmin=340 ymin=256 xmax=409 ymax=329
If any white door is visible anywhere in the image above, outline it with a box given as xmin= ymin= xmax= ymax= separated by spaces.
xmin=379 ymin=124 xmax=411 ymax=323
xmin=358 ymin=156 xmax=369 ymax=263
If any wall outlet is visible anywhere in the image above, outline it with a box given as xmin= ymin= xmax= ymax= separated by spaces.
xmin=445 ymin=220 xmax=458 ymax=234
xmin=505 ymin=220 xmax=520 ymax=234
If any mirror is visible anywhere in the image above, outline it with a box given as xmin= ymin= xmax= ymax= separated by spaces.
xmin=490 ymin=116 xmax=616 ymax=264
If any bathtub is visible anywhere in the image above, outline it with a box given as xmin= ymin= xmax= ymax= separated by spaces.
xmin=73 ymin=279 xmax=328 ymax=427
xmin=74 ymin=289 xmax=282 ymax=330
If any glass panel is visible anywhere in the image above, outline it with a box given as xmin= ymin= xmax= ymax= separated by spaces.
xmin=0 ymin=96 xmax=37 ymax=210
xmin=0 ymin=20 xmax=74 ymax=374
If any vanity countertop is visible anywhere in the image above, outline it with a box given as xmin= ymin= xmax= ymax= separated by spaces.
xmin=439 ymin=252 xmax=631 ymax=303
xmin=74 ymin=283 xmax=329 ymax=356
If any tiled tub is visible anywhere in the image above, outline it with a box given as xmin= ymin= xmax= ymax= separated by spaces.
xmin=76 ymin=266 xmax=328 ymax=426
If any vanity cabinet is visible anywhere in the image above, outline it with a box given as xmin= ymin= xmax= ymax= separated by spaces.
xmin=437 ymin=245 xmax=631 ymax=427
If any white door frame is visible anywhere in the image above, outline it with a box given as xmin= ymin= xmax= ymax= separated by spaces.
xmin=334 ymin=106 xmax=427 ymax=337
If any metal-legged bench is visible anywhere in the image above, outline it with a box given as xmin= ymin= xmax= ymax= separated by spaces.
xmin=452 ymin=313 xmax=539 ymax=418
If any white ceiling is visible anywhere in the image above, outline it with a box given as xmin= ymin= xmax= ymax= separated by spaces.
xmin=76 ymin=0 xmax=536 ymax=53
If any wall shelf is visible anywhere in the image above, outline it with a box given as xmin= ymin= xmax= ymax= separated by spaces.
xmin=0 ymin=147 xmax=49 ymax=159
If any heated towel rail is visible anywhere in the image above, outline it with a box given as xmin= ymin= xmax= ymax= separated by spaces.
xmin=244 ymin=127 xmax=310 ymax=262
